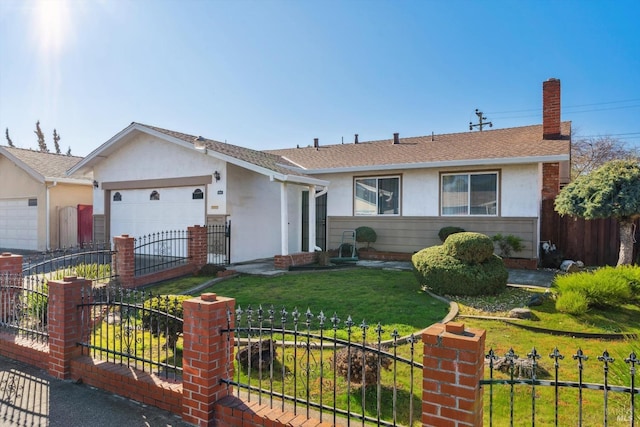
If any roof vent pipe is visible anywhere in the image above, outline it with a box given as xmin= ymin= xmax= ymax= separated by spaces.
xmin=354 ymin=134 xmax=359 ymax=144
xmin=313 ymin=138 xmax=319 ymax=149
xmin=393 ymin=133 xmax=399 ymax=145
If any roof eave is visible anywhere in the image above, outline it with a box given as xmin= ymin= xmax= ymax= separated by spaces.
xmin=294 ymin=154 xmax=571 ymax=174
xmin=0 ymin=146 xmax=45 ymax=183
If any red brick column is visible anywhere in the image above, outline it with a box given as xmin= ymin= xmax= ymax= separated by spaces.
xmin=0 ymin=253 xmax=23 ymax=324
xmin=182 ymin=292 xmax=235 ymax=426
xmin=422 ymin=322 xmax=486 ymax=427
xmin=113 ymin=234 xmax=135 ymax=288
xmin=188 ymin=225 xmax=208 ymax=271
xmin=47 ymin=276 xmax=91 ymax=379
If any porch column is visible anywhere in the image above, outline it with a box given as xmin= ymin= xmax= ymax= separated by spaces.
xmin=280 ymin=182 xmax=289 ymax=255
xmin=308 ymin=185 xmax=316 ymax=252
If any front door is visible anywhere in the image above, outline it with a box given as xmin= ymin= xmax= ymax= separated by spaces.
xmin=301 ymin=192 xmax=327 ymax=251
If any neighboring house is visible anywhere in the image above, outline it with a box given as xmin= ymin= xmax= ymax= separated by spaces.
xmin=68 ymin=78 xmax=570 ymax=264
xmin=267 ymin=78 xmax=571 ymax=260
xmin=67 ymin=124 xmax=329 ymax=263
xmin=0 ymin=147 xmax=93 ymax=251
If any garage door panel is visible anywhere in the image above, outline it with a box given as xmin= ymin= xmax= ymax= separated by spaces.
xmin=0 ymin=198 xmax=38 ymax=250
xmin=111 ymin=187 xmax=205 ymax=239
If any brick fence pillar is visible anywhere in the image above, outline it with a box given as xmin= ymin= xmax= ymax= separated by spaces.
xmin=182 ymin=292 xmax=235 ymax=426
xmin=188 ymin=225 xmax=208 ymax=272
xmin=113 ymin=234 xmax=135 ymax=288
xmin=422 ymin=322 xmax=486 ymax=427
xmin=47 ymin=276 xmax=91 ymax=379
xmin=0 ymin=252 xmax=23 ymax=322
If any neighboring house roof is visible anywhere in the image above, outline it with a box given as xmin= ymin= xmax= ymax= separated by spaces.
xmin=267 ymin=122 xmax=571 ymax=173
xmin=0 ymin=146 xmax=91 ymax=184
xmin=68 ymin=122 xmax=328 ymax=187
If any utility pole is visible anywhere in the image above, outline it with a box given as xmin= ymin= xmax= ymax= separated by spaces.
xmin=469 ymin=109 xmax=493 ymax=131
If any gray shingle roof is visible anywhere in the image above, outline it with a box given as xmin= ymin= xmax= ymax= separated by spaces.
xmin=140 ymin=123 xmax=309 ymax=177
xmin=267 ymin=122 xmax=571 ymax=171
xmin=2 ymin=147 xmax=88 ymax=181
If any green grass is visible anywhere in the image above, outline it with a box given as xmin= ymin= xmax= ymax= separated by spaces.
xmin=148 ymin=269 xmax=450 ymax=338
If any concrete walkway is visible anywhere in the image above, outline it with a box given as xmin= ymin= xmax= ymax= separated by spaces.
xmin=0 ymin=356 xmax=190 ymax=427
xmin=229 ymin=258 xmax=557 ymax=287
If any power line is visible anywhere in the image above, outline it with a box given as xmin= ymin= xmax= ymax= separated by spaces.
xmin=488 ymin=98 xmax=640 ymax=117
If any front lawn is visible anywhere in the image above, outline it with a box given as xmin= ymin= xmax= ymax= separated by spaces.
xmin=148 ymin=269 xmax=450 ymax=338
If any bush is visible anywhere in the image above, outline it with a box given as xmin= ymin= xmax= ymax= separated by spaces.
xmin=443 ymin=232 xmax=495 ymax=264
xmin=412 ymin=246 xmax=507 ymax=296
xmin=492 ymin=234 xmax=524 ymax=258
xmin=555 ymin=290 xmax=589 ymax=315
xmin=355 ymin=226 xmax=377 ymax=249
xmin=554 ymin=266 xmax=638 ymax=312
xmin=142 ymin=295 xmax=191 ymax=348
xmin=334 ymin=345 xmax=392 ymax=387
xmin=438 ymin=226 xmax=465 ymax=242
xmin=26 ymin=282 xmax=48 ymax=325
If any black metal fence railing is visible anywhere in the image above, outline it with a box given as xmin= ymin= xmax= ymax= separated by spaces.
xmin=22 ymin=241 xmax=115 ymax=286
xmin=482 ymin=347 xmax=639 ymax=426
xmin=207 ymin=222 xmax=230 ymax=265
xmin=221 ymin=305 xmax=422 ymax=427
xmin=77 ymin=284 xmax=183 ymax=380
xmin=134 ymin=230 xmax=191 ymax=276
xmin=0 ymin=273 xmax=48 ymax=343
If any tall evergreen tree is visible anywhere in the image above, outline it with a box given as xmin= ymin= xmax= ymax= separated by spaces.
xmin=35 ymin=121 xmax=48 ymax=152
xmin=66 ymin=146 xmax=72 ymax=156
xmin=5 ymin=128 xmax=14 ymax=147
xmin=53 ymin=129 xmax=61 ymax=154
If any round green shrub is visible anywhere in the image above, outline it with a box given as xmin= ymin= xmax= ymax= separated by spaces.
xmin=443 ymin=232 xmax=494 ymax=264
xmin=412 ymin=246 xmax=507 ymax=296
xmin=555 ymin=291 xmax=589 ymax=315
xmin=142 ymin=295 xmax=191 ymax=348
xmin=355 ymin=226 xmax=377 ymax=248
xmin=438 ymin=226 xmax=465 ymax=242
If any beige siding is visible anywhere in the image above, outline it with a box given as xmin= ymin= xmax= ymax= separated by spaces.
xmin=327 ymin=216 xmax=538 ymax=259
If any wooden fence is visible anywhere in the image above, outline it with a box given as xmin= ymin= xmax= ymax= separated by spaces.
xmin=541 ymin=200 xmax=640 ymax=266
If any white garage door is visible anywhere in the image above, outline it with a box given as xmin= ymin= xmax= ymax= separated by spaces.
xmin=110 ymin=187 xmax=205 ymax=239
xmin=0 ymin=198 xmax=38 ymax=250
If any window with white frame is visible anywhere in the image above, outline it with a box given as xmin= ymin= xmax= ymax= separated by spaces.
xmin=354 ymin=176 xmax=400 ymax=215
xmin=441 ymin=172 xmax=498 ymax=216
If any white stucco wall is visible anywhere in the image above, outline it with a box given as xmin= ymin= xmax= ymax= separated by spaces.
xmin=316 ymin=163 xmax=541 ymax=218
xmin=226 ymin=164 xmax=283 ymax=263
xmin=92 ymin=133 xmax=226 ymax=215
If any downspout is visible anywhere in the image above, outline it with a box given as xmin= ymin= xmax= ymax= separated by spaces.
xmin=46 ymin=181 xmax=58 ymax=250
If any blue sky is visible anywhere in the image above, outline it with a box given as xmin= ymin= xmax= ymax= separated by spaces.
xmin=1 ymin=0 xmax=639 ymax=157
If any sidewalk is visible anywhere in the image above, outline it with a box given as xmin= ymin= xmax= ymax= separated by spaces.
xmin=0 ymin=356 xmax=190 ymax=427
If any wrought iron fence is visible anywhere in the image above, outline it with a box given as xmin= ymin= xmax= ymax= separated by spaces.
xmin=482 ymin=347 xmax=639 ymax=427
xmin=0 ymin=273 xmax=48 ymax=343
xmin=221 ymin=305 xmax=422 ymax=427
xmin=207 ymin=222 xmax=230 ymax=265
xmin=22 ymin=241 xmax=115 ymax=286
xmin=77 ymin=283 xmax=183 ymax=380
xmin=134 ymin=230 xmax=191 ymax=276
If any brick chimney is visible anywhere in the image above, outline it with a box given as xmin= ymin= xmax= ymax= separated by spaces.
xmin=393 ymin=133 xmax=399 ymax=145
xmin=543 ymin=78 xmax=561 ymax=139
xmin=313 ymin=138 xmax=319 ymax=148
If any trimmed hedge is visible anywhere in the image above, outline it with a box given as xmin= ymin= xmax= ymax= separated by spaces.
xmin=443 ymin=232 xmax=495 ymax=264
xmin=438 ymin=226 xmax=465 ymax=242
xmin=412 ymin=245 xmax=507 ymax=296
